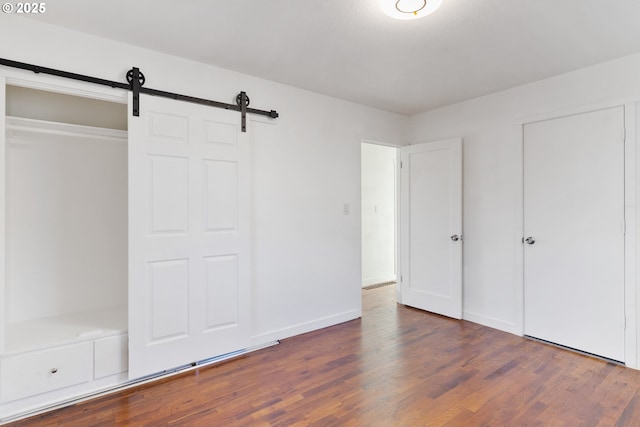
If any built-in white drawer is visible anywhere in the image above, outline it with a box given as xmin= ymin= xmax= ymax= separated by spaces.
xmin=94 ymin=335 xmax=128 ymax=379
xmin=0 ymin=342 xmax=93 ymax=403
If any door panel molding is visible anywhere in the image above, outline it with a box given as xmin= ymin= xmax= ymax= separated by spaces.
xmin=128 ymin=93 xmax=250 ymax=379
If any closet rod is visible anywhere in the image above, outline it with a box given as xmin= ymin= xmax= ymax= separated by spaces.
xmin=0 ymin=57 xmax=279 ymax=132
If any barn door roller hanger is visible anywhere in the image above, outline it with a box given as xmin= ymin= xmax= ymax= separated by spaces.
xmin=0 ymin=58 xmax=279 ymax=132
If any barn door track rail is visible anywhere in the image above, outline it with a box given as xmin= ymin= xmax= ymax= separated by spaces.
xmin=0 ymin=57 xmax=279 ymax=132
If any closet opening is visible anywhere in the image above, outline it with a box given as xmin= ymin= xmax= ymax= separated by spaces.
xmin=4 ymin=85 xmax=128 ymax=355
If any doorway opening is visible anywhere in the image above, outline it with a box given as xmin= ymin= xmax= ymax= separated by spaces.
xmin=361 ymin=142 xmax=398 ymax=295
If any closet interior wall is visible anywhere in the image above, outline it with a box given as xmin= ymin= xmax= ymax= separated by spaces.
xmin=1 ymin=84 xmax=129 ymax=416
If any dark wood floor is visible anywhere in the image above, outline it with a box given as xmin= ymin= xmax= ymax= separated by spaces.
xmin=11 ymin=284 xmax=640 ymax=426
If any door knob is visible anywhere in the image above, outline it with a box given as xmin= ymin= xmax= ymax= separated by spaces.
xmin=525 ymin=237 xmax=535 ymax=245
xmin=450 ymin=234 xmax=460 ymax=242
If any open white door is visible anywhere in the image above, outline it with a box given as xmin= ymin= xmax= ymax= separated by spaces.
xmin=128 ymin=94 xmax=250 ymax=378
xmin=400 ymin=138 xmax=462 ymax=319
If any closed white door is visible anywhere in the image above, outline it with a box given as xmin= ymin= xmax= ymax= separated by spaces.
xmin=524 ymin=107 xmax=625 ymax=362
xmin=128 ymin=94 xmax=250 ymax=378
xmin=400 ymin=138 xmax=462 ymax=319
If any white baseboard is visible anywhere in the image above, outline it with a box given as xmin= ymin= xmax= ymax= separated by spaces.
xmin=463 ymin=310 xmax=521 ymax=336
xmin=250 ymin=309 xmax=361 ymax=347
xmin=362 ymin=275 xmax=396 ymax=287
xmin=0 ymin=342 xmax=278 ymax=424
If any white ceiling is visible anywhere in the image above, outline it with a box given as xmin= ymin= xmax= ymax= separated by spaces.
xmin=26 ymin=0 xmax=640 ymax=115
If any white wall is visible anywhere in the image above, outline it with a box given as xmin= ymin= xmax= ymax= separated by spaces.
xmin=0 ymin=17 xmax=408 ymax=346
xmin=6 ymin=85 xmax=127 ymax=130
xmin=361 ymin=143 xmax=396 ymax=287
xmin=409 ymin=53 xmax=640 ymax=360
xmin=6 ymin=119 xmax=127 ymax=323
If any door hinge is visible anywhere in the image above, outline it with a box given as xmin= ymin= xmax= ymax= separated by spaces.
xmin=400 ymin=275 xmax=403 ymax=282
xmin=400 ymin=161 xmax=403 ymax=168
xmin=622 ymin=128 xmax=626 ymax=142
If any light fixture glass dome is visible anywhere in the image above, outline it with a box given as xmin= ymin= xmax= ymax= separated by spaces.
xmin=380 ymin=0 xmax=443 ymax=20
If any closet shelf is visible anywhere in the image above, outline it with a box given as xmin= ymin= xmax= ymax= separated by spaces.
xmin=5 ymin=115 xmax=127 ymax=142
xmin=5 ymin=306 xmax=127 ymax=355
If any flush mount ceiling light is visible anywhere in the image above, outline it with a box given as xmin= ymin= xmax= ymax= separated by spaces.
xmin=380 ymin=0 xmax=443 ymax=20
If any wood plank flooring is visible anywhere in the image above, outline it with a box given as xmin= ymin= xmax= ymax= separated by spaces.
xmin=10 ymin=284 xmax=640 ymax=426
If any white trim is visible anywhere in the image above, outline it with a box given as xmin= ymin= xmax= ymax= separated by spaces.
xmin=250 ymin=309 xmax=360 ymax=347
xmin=0 ymin=341 xmax=278 ymax=424
xmin=0 ymin=75 xmax=6 ymax=356
xmin=1 ymin=67 xmax=128 ymax=105
xmin=624 ymin=103 xmax=637 ymax=369
xmin=463 ymin=310 xmax=520 ymax=335
xmin=362 ymin=275 xmax=397 ymax=288
xmin=396 ymin=148 xmax=401 ymax=303
xmin=635 ymin=100 xmax=640 ymax=368
xmin=514 ymin=97 xmax=640 ymax=127
xmin=6 ymin=116 xmax=127 ymax=142
xmin=361 ymin=138 xmax=403 ymax=149
xmin=514 ymin=123 xmax=525 ymax=336
xmin=0 ymin=373 xmax=128 ymax=422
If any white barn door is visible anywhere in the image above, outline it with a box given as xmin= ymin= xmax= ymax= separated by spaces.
xmin=128 ymin=94 xmax=250 ymax=378
xmin=400 ymin=138 xmax=462 ymax=319
xmin=524 ymin=107 xmax=625 ymax=362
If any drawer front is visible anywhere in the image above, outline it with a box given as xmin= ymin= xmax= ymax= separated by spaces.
xmin=1 ymin=342 xmax=93 ymax=403
xmin=94 ymin=335 xmax=128 ymax=379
